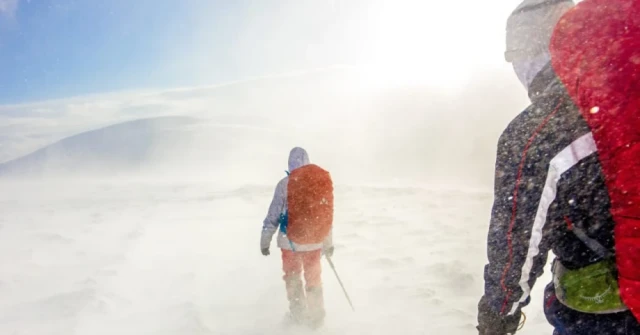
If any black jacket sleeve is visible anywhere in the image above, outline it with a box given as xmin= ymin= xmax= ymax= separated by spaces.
xmin=478 ymin=109 xmax=557 ymax=330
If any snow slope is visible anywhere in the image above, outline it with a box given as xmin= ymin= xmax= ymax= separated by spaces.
xmin=0 ymin=116 xmax=198 ymax=177
xmin=0 ymin=179 xmax=555 ymax=334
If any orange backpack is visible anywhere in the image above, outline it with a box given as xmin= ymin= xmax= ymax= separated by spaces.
xmin=286 ymin=164 xmax=334 ymax=245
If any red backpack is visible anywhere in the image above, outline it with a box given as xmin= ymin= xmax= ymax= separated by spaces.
xmin=551 ymin=0 xmax=640 ymax=320
xmin=286 ymin=164 xmax=334 ymax=245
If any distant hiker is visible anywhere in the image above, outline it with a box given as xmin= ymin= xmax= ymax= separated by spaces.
xmin=477 ymin=0 xmax=640 ymax=334
xmin=261 ymin=147 xmax=335 ymax=328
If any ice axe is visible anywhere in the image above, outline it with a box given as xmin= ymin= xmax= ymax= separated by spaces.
xmin=325 ymin=255 xmax=355 ymax=311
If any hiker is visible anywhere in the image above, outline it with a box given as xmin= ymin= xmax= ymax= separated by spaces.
xmin=261 ymin=147 xmax=334 ymax=328
xmin=477 ymin=0 xmax=640 ymax=334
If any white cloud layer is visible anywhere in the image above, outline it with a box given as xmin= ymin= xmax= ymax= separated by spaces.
xmin=0 ymin=66 xmax=529 ymax=187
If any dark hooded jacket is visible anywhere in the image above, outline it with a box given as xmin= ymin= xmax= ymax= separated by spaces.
xmin=478 ymin=63 xmax=616 ymax=326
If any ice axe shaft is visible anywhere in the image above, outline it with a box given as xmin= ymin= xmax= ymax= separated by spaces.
xmin=325 ymin=256 xmax=355 ymax=311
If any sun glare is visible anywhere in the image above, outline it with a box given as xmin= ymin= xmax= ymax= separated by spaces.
xmin=354 ymin=0 xmax=503 ymax=90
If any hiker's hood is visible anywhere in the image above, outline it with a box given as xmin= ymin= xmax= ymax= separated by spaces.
xmin=288 ymin=147 xmax=310 ymax=172
xmin=512 ymin=52 xmax=551 ymax=91
xmin=505 ymin=0 xmax=574 ymax=91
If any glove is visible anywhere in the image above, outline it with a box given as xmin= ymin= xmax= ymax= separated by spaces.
xmin=477 ymin=296 xmax=521 ymax=335
xmin=261 ymin=248 xmax=270 ymax=256
xmin=323 ymin=246 xmax=334 ymax=258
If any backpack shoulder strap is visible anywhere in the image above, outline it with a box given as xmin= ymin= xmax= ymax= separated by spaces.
xmin=567 ymin=219 xmax=613 ymax=260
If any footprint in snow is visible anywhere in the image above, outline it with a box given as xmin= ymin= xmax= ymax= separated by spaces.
xmin=78 ymin=276 xmax=98 ymax=285
xmin=369 ymin=257 xmax=398 ymax=268
xmin=413 ymin=287 xmax=437 ymax=299
xmin=401 ymin=256 xmax=415 ymax=263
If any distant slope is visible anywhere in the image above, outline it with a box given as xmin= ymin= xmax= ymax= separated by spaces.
xmin=0 ymin=116 xmax=198 ymax=177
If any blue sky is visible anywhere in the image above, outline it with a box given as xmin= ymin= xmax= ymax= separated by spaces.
xmin=0 ymin=0 xmax=379 ymax=104
xmin=0 ymin=0 xmax=259 ymax=103
xmin=0 ymin=0 xmax=509 ymax=104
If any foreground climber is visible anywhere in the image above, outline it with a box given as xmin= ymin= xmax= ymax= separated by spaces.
xmin=478 ymin=0 xmax=640 ymax=334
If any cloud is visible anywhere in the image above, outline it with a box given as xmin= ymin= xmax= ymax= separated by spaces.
xmin=0 ymin=65 xmax=528 ymax=188
xmin=0 ymin=0 xmax=18 ymax=17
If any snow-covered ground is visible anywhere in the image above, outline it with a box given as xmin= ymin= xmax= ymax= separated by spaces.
xmin=0 ymin=62 xmax=543 ymax=334
xmin=0 ymin=179 xmax=555 ymax=334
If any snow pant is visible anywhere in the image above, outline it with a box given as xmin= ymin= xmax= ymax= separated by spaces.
xmin=281 ymin=249 xmax=325 ymax=324
xmin=543 ymin=282 xmax=640 ymax=335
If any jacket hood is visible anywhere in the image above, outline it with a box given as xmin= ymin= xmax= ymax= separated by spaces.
xmin=505 ymin=0 xmax=574 ymax=63
xmin=288 ymin=147 xmax=310 ymax=172
xmin=512 ymin=52 xmax=551 ymax=91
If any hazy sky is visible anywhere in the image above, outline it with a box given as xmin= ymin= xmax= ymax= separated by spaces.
xmin=0 ymin=0 xmax=515 ymax=104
